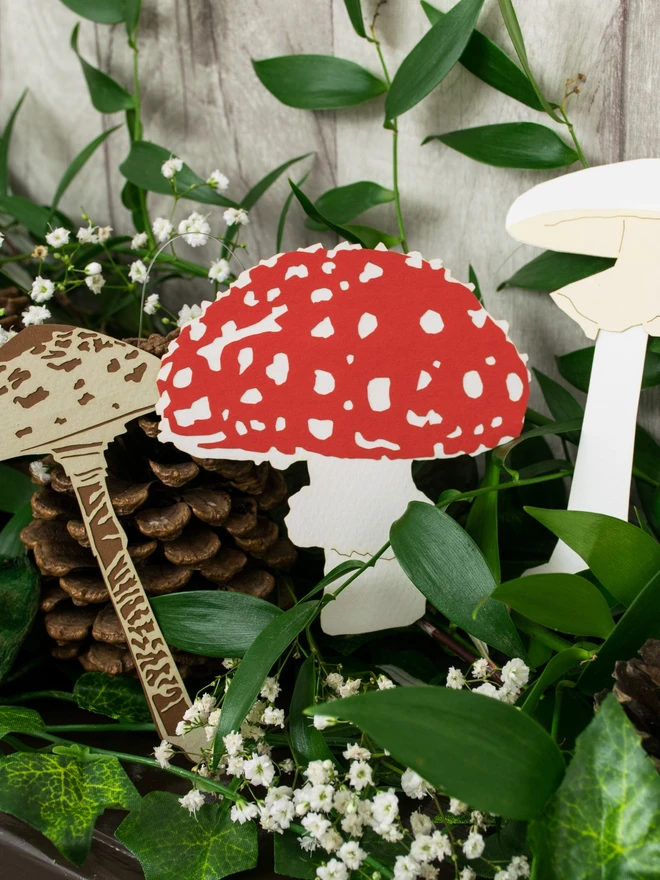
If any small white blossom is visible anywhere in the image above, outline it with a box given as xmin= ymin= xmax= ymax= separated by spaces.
xmin=77 ymin=224 xmax=98 ymax=244
xmin=377 ymin=674 xmax=396 ymax=690
xmin=226 ymin=755 xmax=244 ymax=776
xmin=153 ymin=740 xmax=174 ymax=769
xmin=29 ymin=461 xmax=50 ymax=485
xmin=263 ymin=706 xmax=285 ymax=728
xmin=509 ymin=856 xmax=530 ymax=878
xmin=0 ymin=327 xmax=17 ymax=346
xmin=85 ymin=274 xmax=105 ymax=294
xmin=316 ymin=858 xmax=348 ymax=880
xmin=393 ymin=854 xmax=422 ymax=880
xmin=348 ymin=760 xmax=373 ymax=792
xmin=223 ymin=207 xmax=249 ymax=227
xmin=177 ymin=303 xmax=203 ymax=328
xmin=446 ymin=667 xmax=466 ymax=690
xmin=339 ymin=678 xmax=361 ymax=699
xmin=473 ymin=682 xmax=501 ymax=700
xmin=460 ymin=870 xmax=477 ymax=880
xmin=230 ymin=800 xmax=258 ymax=824
xmin=449 ymin=798 xmax=468 ymax=816
xmin=419 ymin=866 xmax=439 ymax=880
xmin=410 ymin=835 xmax=436 ymax=864
xmin=320 ymin=829 xmax=342 ymax=853
xmin=343 ymin=743 xmax=371 ymax=762
xmin=410 ymin=810 xmax=434 ymax=837
xmin=462 ymin=831 xmax=485 ymax=860
xmin=175 ymin=720 xmax=187 ymax=736
xmin=338 ymin=840 xmax=366 ymax=870
xmin=313 ymin=715 xmax=337 ymax=731
xmin=178 ymin=211 xmax=211 ymax=247
xmin=299 ymin=836 xmax=319 ymax=853
xmin=499 ymin=683 xmax=521 ymax=705
xmin=304 ymin=760 xmax=334 ymax=786
xmin=243 ymin=754 xmax=275 ymax=787
xmin=84 ymin=262 xmax=102 ymax=275
xmin=301 ymin=811 xmax=331 ymax=841
xmin=470 ymin=810 xmax=487 ymax=830
xmin=131 ymin=231 xmax=148 ymax=250
xmin=280 ymin=758 xmax=295 ymax=774
xmin=401 ymin=769 xmax=433 ymax=800
xmin=309 ymin=784 xmax=335 ymax=813
xmin=30 ymin=276 xmax=55 ymax=303
xmin=22 ymin=305 xmax=50 ymax=326
xmin=208 ymin=258 xmax=231 ymax=283
xmin=179 ymin=788 xmax=205 ymax=815
xmin=207 ymin=169 xmax=229 ymax=192
xmin=129 ymin=259 xmax=149 ymax=284
xmin=371 ymin=789 xmax=399 ymax=826
xmin=247 ymin=700 xmax=267 ymax=724
xmin=144 ymin=293 xmax=160 ymax=315
xmin=325 ymin=673 xmax=344 ymax=693
xmin=260 ymin=677 xmax=281 ymax=702
xmin=378 ymin=824 xmax=404 ymax=842
xmin=223 ymin=731 xmax=243 ymax=756
xmin=152 ymin=216 xmax=174 ymax=243
xmin=240 ymin=721 xmax=266 ymax=740
xmin=494 ymin=871 xmax=514 ymax=880
xmin=161 ymin=156 xmax=183 ymax=179
xmin=223 ymin=657 xmax=240 ymax=670
xmin=501 ymin=658 xmax=530 ymax=690
xmin=46 ymin=227 xmax=70 ymax=247
xmin=431 ymin=831 xmax=452 ymax=860
xmin=98 ymin=225 xmax=112 ymax=243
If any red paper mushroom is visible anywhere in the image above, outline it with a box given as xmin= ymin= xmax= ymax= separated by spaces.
xmin=157 ymin=243 xmax=529 ymax=633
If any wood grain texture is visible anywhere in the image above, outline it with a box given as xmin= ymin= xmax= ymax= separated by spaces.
xmin=0 ymin=0 xmax=658 ymax=431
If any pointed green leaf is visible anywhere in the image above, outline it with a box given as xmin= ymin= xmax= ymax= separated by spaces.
xmin=73 ymin=672 xmax=151 ymax=722
xmin=307 ymin=181 xmax=395 ymax=229
xmin=51 ymin=125 xmax=121 ymax=213
xmin=425 ymin=122 xmax=578 ymax=169
xmin=497 ymin=250 xmax=613 ymax=291
xmin=520 ymin=647 xmax=592 ymax=716
xmin=242 ymin=152 xmax=312 ymax=211
xmin=390 ymin=501 xmax=527 ymax=659
xmin=0 ymin=751 xmax=139 ymax=866
xmin=557 ymin=343 xmax=660 ymax=393
xmin=529 ymin=696 xmax=660 ymax=876
xmin=289 ymin=656 xmax=335 ymax=767
xmin=466 ymin=455 xmax=501 ymax=582
xmin=0 ymin=195 xmax=52 ymax=238
xmin=0 ymin=556 xmax=40 ymax=684
xmin=71 ymin=24 xmax=135 ymax=114
xmin=60 ymin=0 xmax=127 ymax=23
xmin=342 ymin=225 xmax=400 ymax=249
xmin=288 ymin=180 xmax=366 ymax=245
xmin=468 ymin=263 xmax=482 ymax=301
xmin=493 ymin=419 xmax=582 ymax=474
xmin=0 ymin=89 xmax=27 ymax=197
xmin=0 ymin=705 xmax=45 ymax=740
xmin=421 ymin=1 xmax=542 ymax=109
xmin=533 ymin=368 xmax=583 ymax=432
xmin=253 ymin=55 xmax=387 ymax=110
xmin=308 ymin=686 xmax=564 ymax=818
xmin=343 ymin=0 xmax=367 ymax=37
xmin=386 ymin=0 xmax=484 ymax=119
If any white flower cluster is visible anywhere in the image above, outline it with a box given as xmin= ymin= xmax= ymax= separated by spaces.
xmin=446 ymin=658 xmax=530 ymax=704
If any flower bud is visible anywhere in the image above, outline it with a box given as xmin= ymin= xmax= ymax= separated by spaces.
xmin=84 ymin=262 xmax=102 ymax=275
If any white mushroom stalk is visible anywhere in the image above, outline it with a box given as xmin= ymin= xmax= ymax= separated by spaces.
xmin=507 ymin=160 xmax=660 ymax=573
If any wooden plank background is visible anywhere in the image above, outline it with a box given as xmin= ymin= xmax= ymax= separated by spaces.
xmin=0 ymin=0 xmax=658 ymax=428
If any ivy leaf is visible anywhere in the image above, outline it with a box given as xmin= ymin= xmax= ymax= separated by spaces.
xmin=73 ymin=672 xmax=151 ymax=722
xmin=529 ymin=695 xmax=660 ymax=876
xmin=424 ymin=122 xmax=578 ymax=169
xmin=0 ymin=750 xmax=139 ymax=866
xmin=0 ymin=705 xmax=46 ymax=740
xmin=306 ymin=181 xmax=395 ymax=230
xmin=498 ymin=250 xmax=614 ymax=292
xmin=253 ymin=56 xmax=387 ymax=110
xmin=60 ymin=0 xmax=127 ymax=23
xmin=116 ymin=791 xmax=258 ymax=880
xmin=71 ymin=24 xmax=135 ymax=113
xmin=0 ymin=556 xmax=40 ymax=684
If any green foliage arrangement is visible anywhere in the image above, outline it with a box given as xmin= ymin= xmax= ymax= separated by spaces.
xmin=0 ymin=1 xmax=659 ymax=879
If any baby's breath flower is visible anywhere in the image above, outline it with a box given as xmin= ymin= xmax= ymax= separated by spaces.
xmin=84 ymin=262 xmax=102 ymax=275
xmin=509 ymin=855 xmax=530 ymax=878
xmin=29 ymin=461 xmax=50 ymax=485
xmin=77 ymin=224 xmax=98 ymax=244
xmin=338 ymin=840 xmax=367 ymax=870
xmin=30 ymin=276 xmax=55 ymax=303
xmin=223 ymin=657 xmax=240 ymax=670
xmin=177 ymin=303 xmax=203 ymax=328
xmin=393 ymin=854 xmax=421 ymax=880
xmin=223 ymin=207 xmax=249 ymax=227
xmin=501 ymin=658 xmax=530 ymax=690
xmin=410 ymin=810 xmax=434 ymax=837
xmin=499 ymin=683 xmax=520 ymax=705
xmin=129 ymin=259 xmax=149 ymax=284
xmin=152 ymin=216 xmax=174 ymax=243
xmin=131 ymin=231 xmax=148 ymax=250
xmin=313 ymin=715 xmax=337 ymax=731
xmin=304 ymin=760 xmax=334 ymax=786
xmin=348 ymin=760 xmax=373 ymax=792
xmin=419 ymin=867 xmax=439 ymax=880
xmin=280 ymin=758 xmax=295 ymax=774
xmin=31 ymin=245 xmax=48 ymax=259
xmin=449 ymin=797 xmax=468 ymax=816
xmin=339 ymin=678 xmax=361 ymax=698
xmin=262 ymin=706 xmax=285 ymax=728
xmin=85 ymin=274 xmax=105 ymax=294
xmin=401 ymin=769 xmax=433 ymax=800
xmin=473 ymin=682 xmax=500 ymax=700
xmin=302 ymin=811 xmax=331 ymax=841
xmin=431 ymin=830 xmax=452 ymax=860
xmin=325 ymin=673 xmax=344 ymax=693
xmin=320 ymin=829 xmax=343 ymax=853
xmin=243 ymin=754 xmax=275 ymax=787
xmin=178 ymin=211 xmax=211 ymax=247
xmin=459 ymin=870 xmax=477 ymax=880
xmin=410 ymin=834 xmax=436 ymax=864
xmin=247 ymin=700 xmax=267 ymax=724
xmin=309 ymin=784 xmax=335 ymax=813
xmin=240 ymin=721 xmax=266 ymax=740
xmin=153 ymin=740 xmax=174 ymax=769
xmin=144 ymin=293 xmax=160 ymax=315
xmin=207 ymin=170 xmax=229 ymax=192
xmin=377 ymin=824 xmax=404 ymax=843
xmin=22 ymin=304 xmax=50 ymax=326
xmin=299 ymin=836 xmax=319 ymax=853
xmin=223 ymin=731 xmax=243 ymax=756
xmin=377 ymin=674 xmax=396 ymax=690
xmin=98 ymin=225 xmax=112 ymax=243
xmin=494 ymin=871 xmax=513 ymax=880
xmin=260 ymin=676 xmax=281 ymax=702
xmin=230 ymin=800 xmax=258 ymax=824
xmin=343 ymin=743 xmax=371 ymax=762
xmin=446 ymin=667 xmax=465 ymax=690
xmin=371 ymin=789 xmax=399 ymax=826
xmin=462 ymin=831 xmax=485 ymax=860
xmin=46 ymin=227 xmax=70 ymax=247
xmin=208 ymin=258 xmax=231 ymax=283
xmin=316 ymin=858 xmax=348 ymax=880
xmin=470 ymin=810 xmax=487 ymax=830
xmin=471 ymin=658 xmax=490 ymax=678
xmin=161 ymin=156 xmax=183 ymax=179
xmin=226 ymin=755 xmax=244 ymax=776
xmin=179 ymin=788 xmax=205 ymax=815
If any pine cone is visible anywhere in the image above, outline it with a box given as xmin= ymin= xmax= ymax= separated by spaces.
xmin=22 ymin=333 xmax=297 ymax=677
xmin=595 ymin=638 xmax=660 ymax=769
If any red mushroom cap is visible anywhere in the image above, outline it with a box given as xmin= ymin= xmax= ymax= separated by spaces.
xmin=157 ymin=244 xmax=529 ymax=461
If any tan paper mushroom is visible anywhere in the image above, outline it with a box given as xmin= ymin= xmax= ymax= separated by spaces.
xmin=0 ymin=325 xmax=204 ymax=758
xmin=507 ymin=158 xmax=658 ymax=573
xmin=157 ymin=243 xmax=530 ymax=634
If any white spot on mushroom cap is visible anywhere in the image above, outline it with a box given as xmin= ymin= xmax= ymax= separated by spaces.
xmin=285 ymin=264 xmax=309 ymax=280
xmin=485 ymin=356 xmax=496 ymax=365
xmin=339 ymin=281 xmax=349 ymax=291
xmin=173 ymin=367 xmax=193 ymax=388
xmin=197 ymin=306 xmax=288 ymax=371
xmin=298 ymin=243 xmax=323 ymax=253
xmin=432 ymin=360 xmax=441 ymax=369
xmin=311 ymin=317 xmax=334 ymax=338
xmin=359 ymin=262 xmax=384 ymax=283
xmin=468 ymin=308 xmax=488 ymax=328
xmin=322 ymin=261 xmax=336 ymax=274
xmin=266 ymin=353 xmax=289 ymax=385
xmin=358 ymin=313 xmax=377 ymax=338
xmin=346 ymin=354 xmax=354 ymax=364
xmin=237 ymin=348 xmax=253 ymax=374
xmin=375 ymin=242 xmax=388 ymax=251
xmin=343 ymin=400 xmax=353 ymax=410
xmin=447 ymin=426 xmax=462 ymax=438
xmin=267 ymin=288 xmax=281 ymax=301
xmin=233 ymin=269 xmax=252 ymax=288
xmin=355 ymin=432 xmax=400 ymax=451
xmin=463 ymin=371 xmax=483 ymax=398
xmin=260 ymin=254 xmax=282 ymax=268
xmin=494 ymin=318 xmax=510 ymax=334
xmin=491 ymin=416 xmax=503 ymax=428
xmin=236 ymin=421 xmax=248 ymax=435
xmin=417 ymin=370 xmax=432 ymax=391
xmin=308 ymin=418 xmax=333 ymax=440
xmin=507 ymin=373 xmax=524 ymax=402
xmin=367 ymin=377 xmax=391 ymax=412
xmin=158 ymin=389 xmax=171 ymax=413
xmin=429 ymin=258 xmax=443 ymax=270
xmin=174 ymin=396 xmax=211 ymax=427
xmin=314 ymin=370 xmax=335 ymax=395
xmin=188 ymin=321 xmax=207 ymax=341
xmin=328 ymin=242 xmax=361 ymax=258
xmin=241 ymin=388 xmax=263 ymax=404
xmin=244 ymin=291 xmax=258 ymax=307
xmin=420 ymin=310 xmax=444 ymax=334
xmin=311 ymin=288 xmax=333 ymax=303
xmin=498 ymin=436 xmax=515 ymax=445
xmin=222 ymin=409 xmax=229 ymax=420
xmin=406 ymin=409 xmax=443 ymax=427
xmin=250 ymin=420 xmax=266 ymax=431
xmin=405 ymin=251 xmax=423 ymax=268
xmin=158 ymin=361 xmax=173 ymax=382
xmin=275 ymin=417 xmax=286 ymax=431
xmin=474 ymin=424 xmax=484 ymax=435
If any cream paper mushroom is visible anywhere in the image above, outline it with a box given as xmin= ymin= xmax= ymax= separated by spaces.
xmin=507 ymin=158 xmax=660 ymax=573
xmin=0 ymin=325 xmax=204 ymax=759
xmin=157 ymin=243 xmax=530 ymax=634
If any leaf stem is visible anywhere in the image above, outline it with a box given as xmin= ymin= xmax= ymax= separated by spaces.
xmin=559 ymin=105 xmax=588 ymax=169
xmin=511 ymin=613 xmax=575 ymax=654
xmin=551 ymin=679 xmax=575 ymax=741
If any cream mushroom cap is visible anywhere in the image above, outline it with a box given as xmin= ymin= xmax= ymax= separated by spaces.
xmin=506 ymin=158 xmax=660 ymax=258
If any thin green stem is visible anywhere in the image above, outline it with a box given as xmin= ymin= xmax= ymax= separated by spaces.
xmin=45 ymin=723 xmax=155 ymax=734
xmin=0 ymin=252 xmax=31 ymax=264
xmin=551 ymin=680 xmax=575 ymax=742
xmin=559 ymin=106 xmax=588 ymax=169
xmin=448 ymin=469 xmax=573 ymax=505
xmin=0 ymin=690 xmax=76 ymax=705
xmin=511 ymin=613 xmax=575 ymax=654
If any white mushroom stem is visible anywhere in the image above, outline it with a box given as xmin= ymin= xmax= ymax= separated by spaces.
xmin=532 ymin=325 xmax=648 ymax=574
xmin=285 ymin=456 xmax=428 ymax=634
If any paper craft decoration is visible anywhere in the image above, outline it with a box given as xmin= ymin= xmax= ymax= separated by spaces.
xmin=157 ymin=242 xmax=530 ymax=634
xmin=507 ymin=158 xmax=658 ymax=573
xmin=0 ymin=326 xmax=205 ymax=759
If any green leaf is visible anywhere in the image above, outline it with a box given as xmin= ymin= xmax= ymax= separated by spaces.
xmin=425 ymin=122 xmax=578 ymax=169
xmin=533 ymin=368 xmax=583 ymax=438
xmin=529 ymin=695 xmax=660 ymax=877
xmin=521 ymin=647 xmax=592 ymax=716
xmin=307 ymin=181 xmax=395 ymax=229
xmin=0 ymin=463 xmax=34 ymax=514
xmin=0 ymin=556 xmax=40 ymax=684
xmin=0 ymin=501 xmax=34 ymax=558
xmin=493 ymin=419 xmax=582 ymax=475
xmin=277 ymin=170 xmax=311 ymax=252
xmin=73 ymin=672 xmax=151 ymax=722
xmin=51 ymin=125 xmax=121 ymax=214
xmin=492 ymin=573 xmax=614 ymax=638
xmin=60 ymin=0 xmax=127 ymax=23
xmin=386 ymin=0 xmax=484 ymax=119
xmin=468 ymin=263 xmax=482 ymax=301
xmin=288 ymin=180 xmax=366 ymax=245
xmin=253 ymin=55 xmax=387 ymax=110
xmin=0 ymin=195 xmax=52 ymax=239
xmin=116 ymin=790 xmax=258 ymax=880
xmin=557 ymin=343 xmax=660 ymax=393
xmin=0 ymin=750 xmax=139 ymax=866
xmin=466 ymin=454 xmax=501 ymax=582
xmin=71 ymin=24 xmax=135 ymax=114
xmin=289 ymin=656 xmax=334 ymax=767
xmin=120 ymin=141 xmax=238 ymax=207
xmin=421 ymin=2 xmax=542 ymax=109
xmin=0 ymin=89 xmax=27 ymax=197
xmin=343 ymin=225 xmax=400 ymax=249
xmin=525 ymin=508 xmax=660 ymax=608
xmin=635 ymin=424 xmax=660 ymax=486
xmin=0 ymin=705 xmax=45 ymax=740
xmin=308 ymin=686 xmax=564 ymax=819
xmin=390 ymin=502 xmax=527 ymax=659
xmin=497 ymin=250 xmax=613 ymax=291
xmin=151 ymin=590 xmax=283 ymax=658
xmin=343 ymin=0 xmax=367 ymax=38
xmin=274 ymin=829 xmax=324 ymax=880
xmin=213 ymin=601 xmax=321 ymax=763
xmin=242 ymin=153 xmax=312 ymax=211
